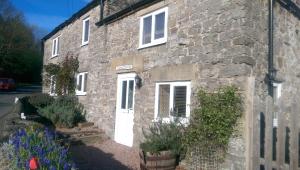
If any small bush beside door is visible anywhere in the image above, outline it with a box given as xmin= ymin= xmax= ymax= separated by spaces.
xmin=140 ymin=121 xmax=185 ymax=170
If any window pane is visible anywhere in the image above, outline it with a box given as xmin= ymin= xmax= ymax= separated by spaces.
xmin=173 ymin=86 xmax=187 ymax=117
xmin=273 ymin=86 xmax=278 ymax=103
xmin=84 ymin=20 xmax=89 ymax=42
xmin=128 ymin=80 xmax=134 ymax=109
xmin=285 ymin=127 xmax=290 ymax=164
xmin=83 ymin=73 xmax=88 ymax=92
xmin=78 ymin=75 xmax=82 ymax=91
xmin=57 ymin=37 xmax=59 ymax=54
xmin=298 ymin=132 xmax=300 ymax=167
xmin=142 ymin=16 xmax=152 ymax=45
xmin=158 ymin=85 xmax=170 ymax=118
xmin=50 ymin=76 xmax=56 ymax=94
xmin=272 ymin=127 xmax=277 ymax=161
xmin=155 ymin=12 xmax=165 ymax=39
xmin=121 ymin=81 xmax=127 ymax=109
xmin=52 ymin=39 xmax=57 ymax=55
xmin=260 ymin=112 xmax=265 ymax=158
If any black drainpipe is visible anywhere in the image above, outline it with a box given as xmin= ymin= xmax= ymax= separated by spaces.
xmin=268 ymin=0 xmax=275 ymax=96
xmin=100 ymin=0 xmax=104 ymax=21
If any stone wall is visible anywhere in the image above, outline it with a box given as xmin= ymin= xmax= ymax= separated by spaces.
xmin=246 ymin=1 xmax=300 ymax=169
xmin=41 ymin=0 xmax=300 ymax=169
xmin=43 ymin=0 xmax=253 ymax=169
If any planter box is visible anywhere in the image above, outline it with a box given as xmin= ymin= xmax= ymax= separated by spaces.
xmin=140 ymin=150 xmax=177 ymax=170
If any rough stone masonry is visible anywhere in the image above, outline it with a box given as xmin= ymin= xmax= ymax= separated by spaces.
xmin=43 ymin=0 xmax=300 ymax=169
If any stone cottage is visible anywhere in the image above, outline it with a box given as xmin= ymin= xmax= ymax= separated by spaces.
xmin=42 ymin=0 xmax=300 ymax=169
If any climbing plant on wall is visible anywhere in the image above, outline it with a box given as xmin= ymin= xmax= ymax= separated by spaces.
xmin=44 ymin=53 xmax=79 ymax=95
xmin=184 ymin=86 xmax=243 ymax=156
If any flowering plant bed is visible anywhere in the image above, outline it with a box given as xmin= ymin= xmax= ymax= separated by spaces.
xmin=5 ymin=126 xmax=75 ymax=170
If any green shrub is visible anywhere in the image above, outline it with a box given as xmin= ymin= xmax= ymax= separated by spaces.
xmin=140 ymin=121 xmax=184 ymax=155
xmin=19 ymin=96 xmax=37 ymax=115
xmin=28 ymin=93 xmax=54 ymax=108
xmin=38 ymin=96 xmax=85 ymax=128
xmin=18 ymin=94 xmax=54 ymax=115
xmin=184 ymin=86 xmax=243 ymax=153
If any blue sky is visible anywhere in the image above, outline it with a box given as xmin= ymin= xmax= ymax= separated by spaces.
xmin=10 ymin=0 xmax=92 ymax=34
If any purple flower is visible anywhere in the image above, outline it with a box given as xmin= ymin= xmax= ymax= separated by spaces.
xmin=50 ymin=166 xmax=57 ymax=170
xmin=9 ymin=127 xmax=74 ymax=169
xmin=63 ymin=163 xmax=70 ymax=170
xmin=18 ymin=129 xmax=26 ymax=137
xmin=43 ymin=158 xmax=50 ymax=165
xmin=61 ymin=148 xmax=68 ymax=157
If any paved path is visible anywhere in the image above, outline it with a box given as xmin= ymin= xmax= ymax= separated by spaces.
xmin=70 ymin=139 xmax=140 ymax=170
xmin=58 ymin=126 xmax=139 ymax=170
xmin=0 ymin=86 xmax=41 ymax=118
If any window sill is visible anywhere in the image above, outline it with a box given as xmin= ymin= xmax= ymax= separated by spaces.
xmin=50 ymin=55 xmax=59 ymax=59
xmin=76 ymin=92 xmax=87 ymax=96
xmin=138 ymin=40 xmax=166 ymax=50
xmin=152 ymin=116 xmax=189 ymax=126
xmin=81 ymin=42 xmax=89 ymax=47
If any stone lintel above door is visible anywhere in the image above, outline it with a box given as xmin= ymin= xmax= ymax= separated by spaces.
xmin=111 ymin=55 xmax=144 ymax=74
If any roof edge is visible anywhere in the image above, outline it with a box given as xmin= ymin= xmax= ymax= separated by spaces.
xmin=96 ymin=0 xmax=161 ymax=26
xmin=42 ymin=0 xmax=99 ymax=41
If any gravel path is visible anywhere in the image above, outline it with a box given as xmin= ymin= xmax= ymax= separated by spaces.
xmin=70 ymin=139 xmax=140 ymax=170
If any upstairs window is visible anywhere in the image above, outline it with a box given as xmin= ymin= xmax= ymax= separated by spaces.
xmin=139 ymin=7 xmax=168 ymax=49
xmin=76 ymin=72 xmax=88 ymax=95
xmin=154 ymin=81 xmax=191 ymax=123
xmin=82 ymin=18 xmax=90 ymax=45
xmin=52 ymin=37 xmax=59 ymax=57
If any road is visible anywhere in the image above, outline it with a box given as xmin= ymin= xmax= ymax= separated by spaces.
xmin=0 ymin=86 xmax=42 ymax=118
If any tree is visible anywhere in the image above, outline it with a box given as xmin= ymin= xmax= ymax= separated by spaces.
xmin=0 ymin=0 xmax=43 ymax=84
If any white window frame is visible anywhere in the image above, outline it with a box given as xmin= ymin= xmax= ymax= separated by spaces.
xmin=81 ymin=17 xmax=90 ymax=46
xmin=154 ymin=81 xmax=191 ymax=124
xmin=76 ymin=72 xmax=88 ymax=96
xmin=272 ymin=82 xmax=282 ymax=100
xmin=139 ymin=7 xmax=168 ymax=49
xmin=49 ymin=75 xmax=57 ymax=96
xmin=272 ymin=83 xmax=281 ymax=128
xmin=51 ymin=37 xmax=59 ymax=57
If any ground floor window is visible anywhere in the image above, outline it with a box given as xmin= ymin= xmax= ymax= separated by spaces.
xmin=49 ymin=75 xmax=56 ymax=96
xmin=76 ymin=72 xmax=88 ymax=95
xmin=154 ymin=81 xmax=191 ymax=122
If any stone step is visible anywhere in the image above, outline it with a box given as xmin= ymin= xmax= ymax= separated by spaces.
xmin=69 ymin=130 xmax=102 ymax=136
xmin=67 ymin=134 xmax=104 ymax=146
xmin=78 ymin=122 xmax=94 ymax=128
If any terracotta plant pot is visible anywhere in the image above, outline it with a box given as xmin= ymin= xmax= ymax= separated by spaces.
xmin=140 ymin=150 xmax=177 ymax=170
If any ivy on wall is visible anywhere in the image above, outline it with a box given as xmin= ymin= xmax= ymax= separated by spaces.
xmin=44 ymin=53 xmax=79 ymax=95
xmin=184 ymin=86 xmax=243 ymax=156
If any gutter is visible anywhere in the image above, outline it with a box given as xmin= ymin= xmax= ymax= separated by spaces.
xmin=276 ymin=0 xmax=300 ymax=20
xmin=96 ymin=0 xmax=162 ymax=26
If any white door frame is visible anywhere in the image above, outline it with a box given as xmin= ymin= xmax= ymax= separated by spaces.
xmin=114 ymin=73 xmax=136 ymax=147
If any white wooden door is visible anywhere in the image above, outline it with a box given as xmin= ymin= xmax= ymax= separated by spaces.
xmin=114 ymin=73 xmax=136 ymax=147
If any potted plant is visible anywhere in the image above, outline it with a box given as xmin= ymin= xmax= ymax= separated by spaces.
xmin=139 ymin=120 xmax=185 ymax=170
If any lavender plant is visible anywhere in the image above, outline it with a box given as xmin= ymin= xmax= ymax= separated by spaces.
xmin=8 ymin=127 xmax=75 ymax=170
